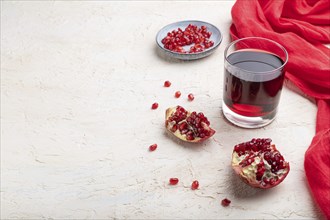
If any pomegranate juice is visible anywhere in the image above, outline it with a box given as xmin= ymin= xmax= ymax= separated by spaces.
xmin=223 ymin=50 xmax=285 ymax=117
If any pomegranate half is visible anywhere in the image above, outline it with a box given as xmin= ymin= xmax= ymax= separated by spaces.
xmin=231 ymin=138 xmax=290 ymax=189
xmin=165 ymin=106 xmax=215 ymax=143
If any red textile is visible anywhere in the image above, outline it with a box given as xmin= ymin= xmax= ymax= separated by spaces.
xmin=230 ymin=0 xmax=330 ymax=218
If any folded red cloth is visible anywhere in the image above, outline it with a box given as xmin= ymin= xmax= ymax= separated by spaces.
xmin=230 ymin=0 xmax=330 ymax=218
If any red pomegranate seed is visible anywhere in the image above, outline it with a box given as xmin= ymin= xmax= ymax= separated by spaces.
xmin=149 ymin=144 xmax=157 ymax=151
xmin=191 ymin=180 xmax=199 ymax=190
xmin=175 ymin=91 xmax=181 ymax=98
xmin=151 ymin=102 xmax=159 ymax=109
xmin=164 ymin=80 xmax=171 ymax=87
xmin=221 ymin=198 xmax=231 ymax=207
xmin=161 ymin=24 xmax=214 ymax=54
xmin=188 ymin=93 xmax=194 ymax=101
xmin=169 ymin=178 xmax=179 ymax=185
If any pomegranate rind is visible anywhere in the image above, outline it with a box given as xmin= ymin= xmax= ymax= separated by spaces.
xmin=165 ymin=106 xmax=215 ymax=143
xmin=231 ymin=141 xmax=290 ymax=189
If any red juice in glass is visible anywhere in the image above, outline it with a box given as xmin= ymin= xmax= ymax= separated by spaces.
xmin=222 ymin=38 xmax=288 ymax=128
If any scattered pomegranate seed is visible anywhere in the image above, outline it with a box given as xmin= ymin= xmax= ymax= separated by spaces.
xmin=151 ymin=102 xmax=159 ymax=109
xmin=175 ymin=91 xmax=181 ymax=98
xmin=149 ymin=144 xmax=157 ymax=151
xmin=164 ymin=80 xmax=171 ymax=87
xmin=169 ymin=178 xmax=179 ymax=185
xmin=221 ymin=198 xmax=231 ymax=207
xmin=188 ymin=93 xmax=194 ymax=101
xmin=191 ymin=180 xmax=199 ymax=190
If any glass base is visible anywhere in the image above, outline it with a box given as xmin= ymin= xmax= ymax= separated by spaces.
xmin=222 ymin=101 xmax=277 ymax=128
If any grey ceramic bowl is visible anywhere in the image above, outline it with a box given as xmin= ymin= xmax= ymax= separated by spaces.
xmin=156 ymin=20 xmax=222 ymax=60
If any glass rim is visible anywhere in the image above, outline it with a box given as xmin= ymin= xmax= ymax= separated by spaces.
xmin=224 ymin=37 xmax=289 ymax=75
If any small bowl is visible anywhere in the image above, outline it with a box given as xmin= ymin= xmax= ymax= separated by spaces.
xmin=156 ymin=20 xmax=222 ymax=60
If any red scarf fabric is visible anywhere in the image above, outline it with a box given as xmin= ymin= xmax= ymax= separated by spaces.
xmin=230 ymin=0 xmax=330 ymax=218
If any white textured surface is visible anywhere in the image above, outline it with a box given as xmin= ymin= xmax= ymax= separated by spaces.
xmin=1 ymin=1 xmax=321 ymax=219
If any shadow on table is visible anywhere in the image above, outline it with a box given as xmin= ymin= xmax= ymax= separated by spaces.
xmin=226 ymin=169 xmax=286 ymax=200
xmin=162 ymin=130 xmax=211 ymax=151
xmin=154 ymin=45 xmax=183 ymax=63
xmin=227 ymin=171 xmax=266 ymax=198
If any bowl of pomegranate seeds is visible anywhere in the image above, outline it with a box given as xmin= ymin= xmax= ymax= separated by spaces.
xmin=156 ymin=20 xmax=222 ymax=60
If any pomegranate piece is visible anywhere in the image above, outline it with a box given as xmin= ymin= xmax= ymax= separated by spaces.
xmin=191 ymin=180 xmax=199 ymax=190
xmin=151 ymin=102 xmax=159 ymax=110
xmin=231 ymin=138 xmax=290 ymax=189
xmin=164 ymin=80 xmax=171 ymax=87
xmin=169 ymin=178 xmax=179 ymax=185
xmin=175 ymin=91 xmax=181 ymax=98
xmin=165 ymin=106 xmax=215 ymax=143
xmin=149 ymin=144 xmax=157 ymax=151
xmin=221 ymin=198 xmax=231 ymax=207
xmin=188 ymin=93 xmax=194 ymax=101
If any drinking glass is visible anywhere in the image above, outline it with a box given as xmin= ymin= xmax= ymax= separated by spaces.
xmin=222 ymin=37 xmax=288 ymax=128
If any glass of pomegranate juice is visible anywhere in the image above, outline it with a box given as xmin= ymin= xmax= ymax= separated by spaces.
xmin=222 ymin=37 xmax=288 ymax=128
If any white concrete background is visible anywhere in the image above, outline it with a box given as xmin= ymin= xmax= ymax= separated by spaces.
xmin=1 ymin=1 xmax=321 ymax=219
